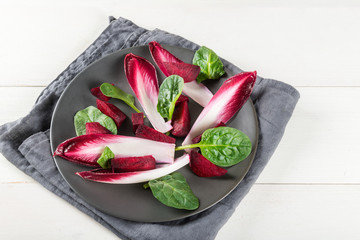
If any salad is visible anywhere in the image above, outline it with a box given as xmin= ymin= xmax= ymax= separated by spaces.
xmin=54 ymin=42 xmax=256 ymax=210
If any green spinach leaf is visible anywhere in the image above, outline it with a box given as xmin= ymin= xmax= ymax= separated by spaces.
xmin=192 ymin=46 xmax=225 ymax=83
xmin=147 ymin=172 xmax=199 ymax=210
xmin=100 ymin=83 xmax=141 ymax=113
xmin=97 ymin=146 xmax=115 ymax=169
xmin=74 ymin=106 xmax=117 ymax=136
xmin=157 ymin=75 xmax=184 ymax=120
xmin=176 ymin=127 xmax=252 ymax=167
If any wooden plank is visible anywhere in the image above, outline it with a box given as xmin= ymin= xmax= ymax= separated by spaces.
xmin=0 ymin=183 xmax=117 ymax=240
xmin=217 ymin=184 xmax=360 ymax=240
xmin=257 ymin=87 xmax=360 ymax=183
xmin=1 ymin=183 xmax=360 ymax=240
xmin=0 ymin=1 xmax=360 ymax=86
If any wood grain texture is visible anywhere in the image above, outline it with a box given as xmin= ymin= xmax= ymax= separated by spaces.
xmin=257 ymin=87 xmax=360 ymax=183
xmin=1 ymin=1 xmax=359 ymax=239
xmin=217 ymin=184 xmax=360 ymax=240
xmin=1 ymin=184 xmax=360 ymax=240
xmin=1 ymin=0 xmax=360 ymax=86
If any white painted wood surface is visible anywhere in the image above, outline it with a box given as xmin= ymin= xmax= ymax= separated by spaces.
xmin=1 ymin=1 xmax=360 ymax=239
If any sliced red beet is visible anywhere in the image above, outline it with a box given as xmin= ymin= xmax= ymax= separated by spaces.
xmin=90 ymin=84 xmax=114 ymax=101
xmin=189 ymin=151 xmax=227 ymax=177
xmin=175 ymin=94 xmax=189 ymax=107
xmin=85 ymin=122 xmax=112 ymax=135
xmin=192 ymin=122 xmax=227 ymax=143
xmin=135 ymin=124 xmax=176 ymax=144
xmin=76 ymin=154 xmax=189 ymax=184
xmin=111 ymin=155 xmax=156 ymax=173
xmin=91 ymin=87 xmax=111 ymax=101
xmin=96 ymin=99 xmax=127 ymax=129
xmin=162 ymin=62 xmax=200 ymax=83
xmin=131 ymin=112 xmax=144 ymax=133
xmin=171 ymin=100 xmax=191 ymax=137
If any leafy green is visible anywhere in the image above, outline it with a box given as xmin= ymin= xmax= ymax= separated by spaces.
xmin=175 ymin=127 xmax=252 ymax=167
xmin=192 ymin=46 xmax=225 ymax=83
xmin=147 ymin=172 xmax=199 ymax=210
xmin=100 ymin=83 xmax=141 ymax=113
xmin=74 ymin=106 xmax=117 ymax=136
xmin=157 ymin=75 xmax=184 ymax=120
xmin=97 ymin=146 xmax=115 ymax=169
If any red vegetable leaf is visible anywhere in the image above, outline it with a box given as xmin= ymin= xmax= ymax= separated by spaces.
xmin=135 ymin=124 xmax=176 ymax=144
xmin=192 ymin=122 xmax=226 ymax=144
xmin=148 ymin=41 xmax=182 ymax=76
xmin=189 ymin=151 xmax=227 ymax=177
xmin=54 ymin=134 xmax=175 ymax=165
xmin=182 ymin=71 xmax=257 ymax=147
xmin=148 ymin=41 xmax=213 ymax=107
xmin=85 ymin=122 xmax=112 ymax=135
xmin=124 ymin=53 xmax=172 ymax=133
xmin=96 ymin=99 xmax=127 ymax=129
xmin=131 ymin=112 xmax=144 ymax=133
xmin=171 ymin=100 xmax=191 ymax=137
xmin=76 ymin=154 xmax=190 ymax=184
xmin=162 ymin=62 xmax=200 ymax=83
xmin=112 ymin=155 xmax=156 ymax=173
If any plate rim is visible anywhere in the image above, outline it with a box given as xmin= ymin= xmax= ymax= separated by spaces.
xmin=50 ymin=44 xmax=259 ymax=222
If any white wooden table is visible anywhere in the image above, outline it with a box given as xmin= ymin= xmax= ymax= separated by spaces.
xmin=1 ymin=1 xmax=360 ymax=239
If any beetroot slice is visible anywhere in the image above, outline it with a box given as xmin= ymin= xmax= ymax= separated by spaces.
xmin=189 ymin=151 xmax=227 ymax=177
xmin=192 ymin=122 xmax=226 ymax=143
xmin=175 ymin=94 xmax=189 ymax=107
xmin=90 ymin=84 xmax=114 ymax=101
xmin=171 ymin=100 xmax=191 ymax=137
xmin=96 ymin=99 xmax=127 ymax=129
xmin=135 ymin=124 xmax=176 ymax=144
xmin=131 ymin=112 xmax=144 ymax=133
xmin=111 ymin=155 xmax=156 ymax=173
xmin=85 ymin=122 xmax=112 ymax=135
xmin=91 ymin=87 xmax=111 ymax=101
xmin=162 ymin=62 xmax=200 ymax=83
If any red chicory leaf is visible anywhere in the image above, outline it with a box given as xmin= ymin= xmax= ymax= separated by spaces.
xmin=148 ymin=41 xmax=213 ymax=107
xmin=54 ymin=134 xmax=175 ymax=165
xmin=182 ymin=71 xmax=257 ymax=147
xmin=162 ymin=62 xmax=201 ymax=83
xmin=124 ymin=53 xmax=172 ymax=133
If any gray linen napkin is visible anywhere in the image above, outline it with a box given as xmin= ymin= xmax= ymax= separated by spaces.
xmin=0 ymin=17 xmax=300 ymax=240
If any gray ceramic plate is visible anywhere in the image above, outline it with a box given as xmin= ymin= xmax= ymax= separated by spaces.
xmin=50 ymin=45 xmax=258 ymax=222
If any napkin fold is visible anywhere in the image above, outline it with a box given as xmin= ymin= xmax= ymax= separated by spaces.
xmin=0 ymin=17 xmax=300 ymax=240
